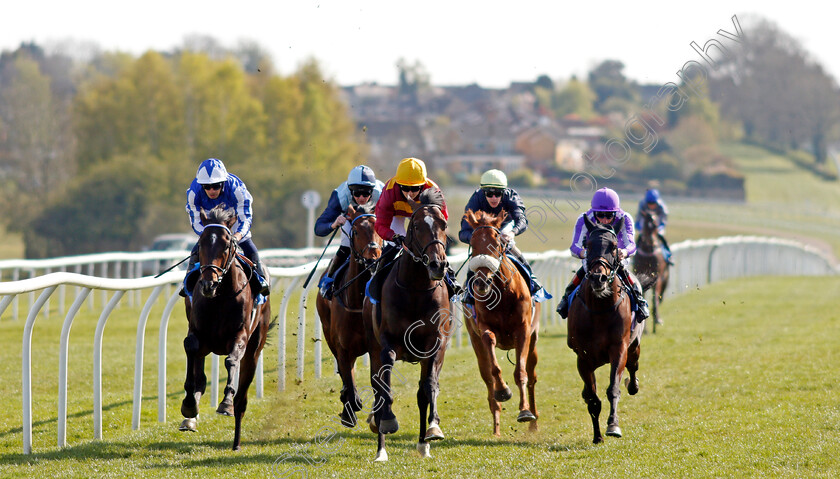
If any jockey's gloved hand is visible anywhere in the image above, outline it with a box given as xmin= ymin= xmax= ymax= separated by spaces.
xmin=391 ymin=234 xmax=405 ymax=247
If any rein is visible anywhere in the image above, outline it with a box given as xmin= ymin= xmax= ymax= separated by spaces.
xmin=396 ymin=204 xmax=447 ymax=290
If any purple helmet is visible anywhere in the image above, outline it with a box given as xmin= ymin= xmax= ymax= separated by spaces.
xmin=591 ymin=187 xmax=620 ymax=212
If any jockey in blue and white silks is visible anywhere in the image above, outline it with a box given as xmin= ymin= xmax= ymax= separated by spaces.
xmin=556 ymin=187 xmax=649 ymax=321
xmin=314 ymin=165 xmax=384 ymax=299
xmin=181 ymin=158 xmax=270 ymax=297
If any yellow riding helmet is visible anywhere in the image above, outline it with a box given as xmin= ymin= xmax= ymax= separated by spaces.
xmin=480 ymin=169 xmax=508 ymax=189
xmin=394 ymin=157 xmax=427 ymax=186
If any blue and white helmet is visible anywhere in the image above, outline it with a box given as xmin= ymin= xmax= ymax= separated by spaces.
xmin=196 ymin=158 xmax=229 ymax=184
xmin=347 ymin=165 xmax=377 ymax=188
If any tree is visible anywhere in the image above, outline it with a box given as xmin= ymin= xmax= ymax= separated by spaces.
xmin=587 ymin=60 xmax=639 ymax=113
xmin=537 ymin=76 xmax=596 ymax=119
xmin=709 ymin=16 xmax=840 ymax=164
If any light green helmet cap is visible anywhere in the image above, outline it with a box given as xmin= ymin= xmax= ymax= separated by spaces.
xmin=480 ymin=169 xmax=508 ymax=189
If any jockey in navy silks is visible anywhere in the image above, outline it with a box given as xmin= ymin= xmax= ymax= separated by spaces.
xmin=635 ymin=188 xmax=674 ymax=265
xmin=458 ymin=169 xmax=549 ymax=305
xmin=181 ymin=158 xmax=270 ymax=297
xmin=314 ymin=165 xmax=384 ymax=300
xmin=556 ymin=187 xmax=649 ymax=321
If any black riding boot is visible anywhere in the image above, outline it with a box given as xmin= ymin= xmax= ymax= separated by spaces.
xmin=445 ymin=265 xmax=464 ymax=299
xmin=256 ymin=261 xmax=271 ymax=296
xmin=620 ymin=267 xmax=649 ymax=321
xmin=179 ymin=246 xmax=200 ymax=298
xmin=320 ymin=246 xmax=350 ymax=300
xmin=556 ymin=267 xmax=584 ymax=319
xmin=463 ymin=270 xmax=475 ymax=305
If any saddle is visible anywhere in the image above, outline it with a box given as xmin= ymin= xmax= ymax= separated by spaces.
xmin=317 ymin=256 xmax=351 ymax=293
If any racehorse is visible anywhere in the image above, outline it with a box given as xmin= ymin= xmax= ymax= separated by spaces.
xmin=567 ymin=214 xmax=642 ymax=444
xmin=363 ymin=188 xmax=452 ymax=461
xmin=462 ymin=209 xmax=539 ymax=436
xmin=315 ymin=203 xmax=382 ymax=428
xmin=179 ymin=205 xmax=272 ymax=451
xmin=632 ymin=209 xmax=669 ymax=330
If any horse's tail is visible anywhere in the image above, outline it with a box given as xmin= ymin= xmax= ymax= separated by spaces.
xmin=263 ymin=315 xmax=279 ymax=347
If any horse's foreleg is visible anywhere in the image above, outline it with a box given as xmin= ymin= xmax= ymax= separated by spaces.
xmin=373 ymin=336 xmax=399 ymax=435
xmin=417 ymin=344 xmax=445 ymax=457
xmin=513 ymin=328 xmax=535 ymax=424
xmin=524 ymin=330 xmax=539 ymax=430
xmin=218 ymin=330 xmax=248 ymax=417
xmin=181 ymin=334 xmax=200 ymax=419
xmin=605 ymin=349 xmax=627 ymax=438
xmin=468 ymin=327 xmax=502 ymax=436
xmin=337 ymin=350 xmax=361 ymax=428
xmin=626 ymin=337 xmax=641 ymax=396
xmin=577 ymin=358 xmax=602 ymax=444
xmin=481 ymin=329 xmax=511 ymax=402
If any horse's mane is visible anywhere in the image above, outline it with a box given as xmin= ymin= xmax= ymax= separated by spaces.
xmin=417 ymin=188 xmax=445 ymax=208
xmin=473 ymin=210 xmax=501 ymax=226
xmin=354 ymin=202 xmax=375 ymax=215
xmin=204 ymin=203 xmax=235 ymax=226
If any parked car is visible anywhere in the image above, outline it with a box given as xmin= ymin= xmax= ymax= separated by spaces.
xmin=141 ymin=233 xmax=194 ymax=276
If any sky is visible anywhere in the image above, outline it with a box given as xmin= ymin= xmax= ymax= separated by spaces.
xmin=2 ymin=1 xmax=838 ymax=88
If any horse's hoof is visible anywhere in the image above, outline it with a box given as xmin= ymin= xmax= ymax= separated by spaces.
xmin=373 ymin=448 xmax=389 ymax=462
xmin=367 ymin=414 xmax=378 ymax=434
xmin=424 ymin=425 xmax=444 ymax=441
xmin=339 ymin=411 xmax=358 ymax=428
xmin=494 ymin=387 xmax=512 ymax=402
xmin=655 ymin=318 xmax=663 ymax=325
xmin=179 ymin=418 xmax=197 ymax=432
xmin=606 ymin=424 xmax=622 ymax=437
xmin=216 ymin=401 xmax=234 ymax=417
xmin=517 ymin=410 xmax=537 ymax=422
xmin=593 ymin=435 xmax=604 ymax=444
xmin=417 ymin=442 xmax=431 ymax=458
xmin=379 ymin=418 xmax=399 ymax=435
xmin=627 ymin=378 xmax=640 ymax=395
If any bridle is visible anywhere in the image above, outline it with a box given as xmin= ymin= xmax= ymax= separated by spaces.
xmin=198 ymin=224 xmax=238 ymax=289
xmin=585 ymin=230 xmax=619 ymax=285
xmin=344 ymin=213 xmax=379 ymax=268
xmin=403 ymin=205 xmax=447 ymax=269
xmin=468 ymin=225 xmax=510 ymax=278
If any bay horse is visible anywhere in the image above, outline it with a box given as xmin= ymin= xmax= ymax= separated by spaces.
xmin=179 ymin=205 xmax=272 ymax=451
xmin=363 ymin=188 xmax=452 ymax=461
xmin=567 ymin=214 xmax=642 ymax=444
xmin=632 ymin=209 xmax=669 ymax=330
xmin=462 ymin=209 xmax=539 ymax=436
xmin=315 ymin=203 xmax=382 ymax=428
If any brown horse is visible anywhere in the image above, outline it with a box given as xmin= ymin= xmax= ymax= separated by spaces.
xmin=632 ymin=209 xmax=669 ymax=330
xmin=363 ymin=188 xmax=452 ymax=461
xmin=179 ymin=205 xmax=272 ymax=451
xmin=567 ymin=214 xmax=642 ymax=444
xmin=462 ymin=209 xmax=539 ymax=436
xmin=316 ymin=204 xmax=382 ymax=428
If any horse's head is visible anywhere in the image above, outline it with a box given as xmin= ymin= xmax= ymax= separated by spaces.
xmin=463 ymin=209 xmax=508 ymax=298
xmin=641 ymin=209 xmax=658 ymax=236
xmin=405 ymin=189 xmax=449 ymax=281
xmin=583 ymin=213 xmax=620 ymax=299
xmin=197 ymin=205 xmax=238 ymax=298
xmin=347 ymin=204 xmax=381 ymax=267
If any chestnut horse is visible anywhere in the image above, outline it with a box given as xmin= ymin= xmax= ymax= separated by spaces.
xmin=462 ymin=209 xmax=539 ymax=436
xmin=632 ymin=209 xmax=669 ymax=330
xmin=567 ymin=214 xmax=642 ymax=444
xmin=316 ymin=204 xmax=382 ymax=428
xmin=363 ymin=188 xmax=452 ymax=461
xmin=179 ymin=205 xmax=272 ymax=451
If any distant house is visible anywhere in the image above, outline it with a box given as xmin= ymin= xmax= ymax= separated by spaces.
xmin=432 ymin=154 xmax=525 ymax=177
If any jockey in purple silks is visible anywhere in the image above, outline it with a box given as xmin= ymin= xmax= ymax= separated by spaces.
xmin=555 ymin=187 xmax=649 ymax=321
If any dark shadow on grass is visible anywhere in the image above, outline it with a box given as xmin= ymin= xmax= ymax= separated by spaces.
xmin=0 ymin=396 xmax=138 ymax=439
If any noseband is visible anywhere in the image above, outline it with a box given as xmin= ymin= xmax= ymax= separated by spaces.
xmin=585 ymin=230 xmax=619 ymax=284
xmin=468 ymin=225 xmax=506 ymax=275
xmin=403 ymin=205 xmax=447 ymax=268
xmin=199 ymin=224 xmax=237 ymax=287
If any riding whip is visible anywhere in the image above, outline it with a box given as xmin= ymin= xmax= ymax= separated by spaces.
xmin=154 ymin=255 xmax=191 ymax=278
xmin=302 ymin=228 xmax=339 ymax=289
